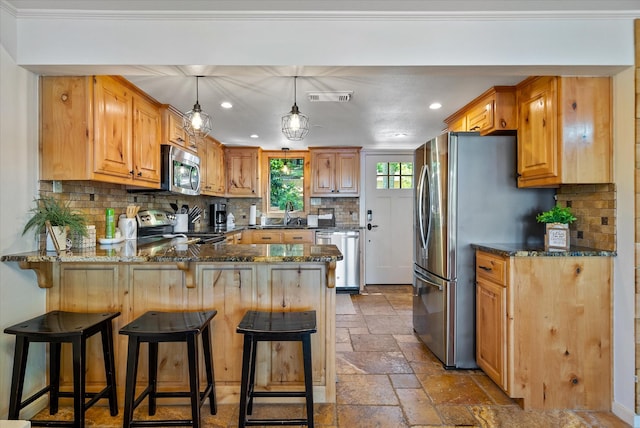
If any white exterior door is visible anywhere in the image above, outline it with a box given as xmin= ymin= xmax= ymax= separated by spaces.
xmin=363 ymin=153 xmax=414 ymax=284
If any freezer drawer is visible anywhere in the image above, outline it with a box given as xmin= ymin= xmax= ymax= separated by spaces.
xmin=412 ymin=269 xmax=447 ymax=365
xmin=316 ymin=230 xmax=360 ymax=292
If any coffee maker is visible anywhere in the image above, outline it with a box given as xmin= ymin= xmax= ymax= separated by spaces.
xmin=210 ymin=203 xmax=227 ymax=230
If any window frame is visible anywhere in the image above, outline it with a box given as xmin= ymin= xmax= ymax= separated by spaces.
xmin=261 ymin=150 xmax=311 ymax=218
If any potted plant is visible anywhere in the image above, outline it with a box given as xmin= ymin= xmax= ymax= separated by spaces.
xmin=22 ymin=196 xmax=88 ymax=252
xmin=536 ymin=204 xmax=577 ymax=251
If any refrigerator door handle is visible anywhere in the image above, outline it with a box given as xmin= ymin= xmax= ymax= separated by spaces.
xmin=417 ymin=165 xmax=429 ymax=251
xmin=414 ymin=270 xmax=443 ymax=291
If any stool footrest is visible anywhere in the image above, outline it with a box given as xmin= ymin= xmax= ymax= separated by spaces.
xmin=244 ymin=419 xmax=310 ymax=426
xmin=129 ymin=420 xmax=195 ymax=427
xmin=251 ymin=391 xmax=307 ymax=398
xmin=14 ymin=385 xmax=52 ymax=411
xmin=30 ymin=421 xmax=86 ymax=427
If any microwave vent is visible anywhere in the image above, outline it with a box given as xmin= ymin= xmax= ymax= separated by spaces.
xmin=306 ymin=91 xmax=353 ymax=103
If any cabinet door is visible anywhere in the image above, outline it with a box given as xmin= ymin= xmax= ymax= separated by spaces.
xmin=93 ymin=75 xmax=133 ymax=178
xmin=466 ymin=99 xmax=494 ymax=133
xmin=335 ymin=151 xmax=359 ymax=195
xmin=168 ymin=110 xmax=189 ymax=147
xmin=202 ymin=138 xmax=225 ymax=195
xmin=517 ymin=76 xmax=559 ymax=186
xmin=132 ymin=95 xmax=161 ymax=184
xmin=227 ymin=148 xmax=260 ymax=196
xmin=476 ymin=277 xmax=506 ymax=390
xmin=311 ymin=152 xmax=336 ymax=195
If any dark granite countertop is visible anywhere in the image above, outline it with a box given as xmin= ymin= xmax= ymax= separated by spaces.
xmin=1 ymin=240 xmax=343 ymax=264
xmin=471 ymin=243 xmax=616 ymax=257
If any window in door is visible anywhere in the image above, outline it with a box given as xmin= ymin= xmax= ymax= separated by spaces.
xmin=376 ymin=161 xmax=413 ymax=189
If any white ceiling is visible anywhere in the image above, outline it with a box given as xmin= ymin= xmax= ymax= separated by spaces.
xmin=3 ymin=0 xmax=637 ymax=150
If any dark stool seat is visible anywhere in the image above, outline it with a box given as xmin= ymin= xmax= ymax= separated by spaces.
xmin=236 ymin=310 xmax=317 ymax=428
xmin=119 ymin=310 xmax=217 ymax=428
xmin=4 ymin=311 xmax=120 ymax=428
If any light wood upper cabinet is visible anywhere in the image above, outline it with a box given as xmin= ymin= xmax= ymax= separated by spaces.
xmin=444 ymin=86 xmax=517 ymax=135
xmin=310 ymin=147 xmax=360 ymax=197
xmin=132 ymin=94 xmax=161 ymax=183
xmin=516 ymin=76 xmax=612 ymax=188
xmin=200 ymin=136 xmax=225 ymax=196
xmin=226 ymin=147 xmax=261 ymax=197
xmin=161 ymin=105 xmax=192 ymax=151
xmin=475 ymin=249 xmax=612 ymax=410
xmin=41 ymin=75 xmax=161 ymax=188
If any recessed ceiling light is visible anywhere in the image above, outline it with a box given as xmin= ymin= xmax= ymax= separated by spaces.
xmin=220 ymin=101 xmax=233 ymax=109
xmin=429 ymin=102 xmax=442 ymax=110
xmin=395 ymin=133 xmax=408 ymax=138
xmin=250 ymin=134 xmax=259 ymax=139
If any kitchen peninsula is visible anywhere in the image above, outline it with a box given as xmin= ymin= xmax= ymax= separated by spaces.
xmin=1 ymin=241 xmax=343 ymax=405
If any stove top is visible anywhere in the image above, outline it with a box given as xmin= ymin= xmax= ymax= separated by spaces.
xmin=136 ymin=209 xmax=225 ymax=245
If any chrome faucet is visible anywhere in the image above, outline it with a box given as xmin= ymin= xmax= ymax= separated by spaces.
xmin=284 ymin=201 xmax=294 ymax=225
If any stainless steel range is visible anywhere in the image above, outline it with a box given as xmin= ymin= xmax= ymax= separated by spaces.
xmin=136 ymin=209 xmax=226 ymax=245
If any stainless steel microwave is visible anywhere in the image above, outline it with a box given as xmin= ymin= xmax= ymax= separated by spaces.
xmin=161 ymin=145 xmax=201 ymax=196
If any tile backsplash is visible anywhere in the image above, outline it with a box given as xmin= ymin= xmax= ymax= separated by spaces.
xmin=32 ymin=181 xmax=362 ymax=248
xmin=556 ymin=183 xmax=616 ymax=251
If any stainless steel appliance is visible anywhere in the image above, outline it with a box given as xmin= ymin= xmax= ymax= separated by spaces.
xmin=413 ymin=132 xmax=554 ymax=369
xmin=209 ymin=203 xmax=227 ymax=230
xmin=316 ymin=230 xmax=360 ymax=293
xmin=160 ymin=145 xmax=201 ymax=196
xmin=136 ymin=209 xmax=225 ymax=245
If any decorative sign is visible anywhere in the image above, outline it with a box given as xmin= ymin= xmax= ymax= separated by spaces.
xmin=545 ymin=223 xmax=570 ymax=251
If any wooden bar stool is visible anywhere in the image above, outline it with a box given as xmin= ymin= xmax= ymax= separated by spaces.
xmin=4 ymin=311 xmax=120 ymax=428
xmin=236 ymin=310 xmax=317 ymax=428
xmin=119 ymin=310 xmax=217 ymax=428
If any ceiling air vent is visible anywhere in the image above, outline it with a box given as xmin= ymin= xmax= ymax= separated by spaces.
xmin=306 ymin=91 xmax=353 ymax=102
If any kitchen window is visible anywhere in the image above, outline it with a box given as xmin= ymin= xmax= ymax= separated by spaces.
xmin=376 ymin=162 xmax=413 ymax=189
xmin=262 ymin=151 xmax=310 ymax=215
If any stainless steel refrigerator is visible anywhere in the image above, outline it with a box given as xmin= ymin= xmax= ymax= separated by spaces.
xmin=413 ymin=132 xmax=554 ymax=369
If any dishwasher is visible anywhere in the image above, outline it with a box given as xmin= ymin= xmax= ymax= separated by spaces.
xmin=315 ymin=230 xmax=360 ymax=293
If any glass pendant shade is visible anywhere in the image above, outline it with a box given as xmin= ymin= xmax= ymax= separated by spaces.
xmin=183 ymin=76 xmax=212 ymax=139
xmin=281 ymin=77 xmax=310 ymax=141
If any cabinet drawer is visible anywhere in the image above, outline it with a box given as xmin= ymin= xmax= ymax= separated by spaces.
xmin=282 ymin=230 xmax=314 ymax=244
xmin=251 ymin=231 xmax=283 ymax=243
xmin=476 ymin=252 xmax=507 ymax=285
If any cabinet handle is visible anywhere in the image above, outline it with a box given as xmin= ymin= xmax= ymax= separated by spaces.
xmin=129 ymin=170 xmax=134 ymax=175
xmin=137 ymin=172 xmax=142 ymax=176
xmin=261 ymin=237 xmax=272 ymax=240
xmin=479 ymin=265 xmax=493 ymax=272
xmin=500 ymin=119 xmax=507 ymax=128
xmin=469 ymin=125 xmax=480 ymax=131
xmin=292 ymin=237 xmax=303 ymax=240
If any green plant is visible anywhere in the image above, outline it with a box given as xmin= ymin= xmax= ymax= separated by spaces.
xmin=536 ymin=204 xmax=577 ymax=224
xmin=22 ymin=196 xmax=88 ymax=237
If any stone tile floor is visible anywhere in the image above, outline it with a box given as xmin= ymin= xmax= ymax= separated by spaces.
xmin=30 ymin=284 xmax=630 ymax=427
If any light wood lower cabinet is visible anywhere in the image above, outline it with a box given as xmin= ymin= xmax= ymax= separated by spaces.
xmin=238 ymin=229 xmax=315 ymax=244
xmin=475 ymin=250 xmax=612 ymax=410
xmin=47 ymin=261 xmax=336 ymax=405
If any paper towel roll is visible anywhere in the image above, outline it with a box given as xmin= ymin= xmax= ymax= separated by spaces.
xmin=249 ymin=204 xmax=257 ymax=226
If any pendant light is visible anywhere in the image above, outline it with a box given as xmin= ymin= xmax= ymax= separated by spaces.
xmin=183 ymin=76 xmax=212 ymax=140
xmin=281 ymin=76 xmax=310 ymax=141
xmin=281 ymin=147 xmax=290 ymax=175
